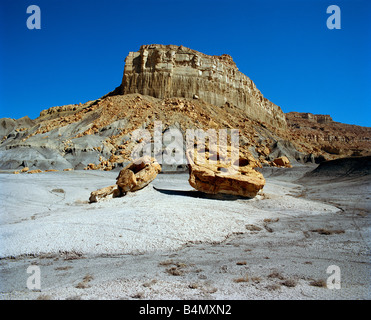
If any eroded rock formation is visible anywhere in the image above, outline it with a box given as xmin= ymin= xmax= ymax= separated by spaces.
xmin=0 ymin=45 xmax=370 ymax=173
xmin=186 ymin=147 xmax=265 ymax=198
xmin=273 ymin=156 xmax=292 ymax=168
xmin=120 ymin=44 xmax=287 ymax=128
xmin=286 ymin=112 xmax=371 ymax=158
xmin=89 ymin=156 xmax=161 ymax=203
xmin=116 ymin=156 xmax=161 ymax=193
xmin=89 ymin=185 xmax=121 ymax=203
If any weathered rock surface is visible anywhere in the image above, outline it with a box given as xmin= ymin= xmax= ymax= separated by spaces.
xmin=116 ymin=156 xmax=162 ymax=192
xmin=186 ymin=148 xmax=265 ymax=198
xmin=273 ymin=156 xmax=292 ymax=168
xmin=89 ymin=156 xmax=161 ymax=202
xmin=0 ymin=116 xmax=35 ymax=138
xmin=27 ymin=169 xmax=43 ymax=174
xmin=286 ymin=112 xmax=371 ymax=159
xmin=89 ymin=185 xmax=122 ymax=203
xmin=120 ymin=44 xmax=287 ymax=128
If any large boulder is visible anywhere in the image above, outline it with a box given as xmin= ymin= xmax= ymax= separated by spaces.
xmin=186 ymin=148 xmax=265 ymax=198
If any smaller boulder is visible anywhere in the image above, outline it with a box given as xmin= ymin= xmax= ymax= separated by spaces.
xmin=28 ymin=169 xmax=43 ymax=174
xmin=89 ymin=156 xmax=161 ymax=203
xmin=273 ymin=156 xmax=292 ymax=168
xmin=89 ymin=185 xmax=122 ymax=203
xmin=116 ymin=156 xmax=162 ymax=192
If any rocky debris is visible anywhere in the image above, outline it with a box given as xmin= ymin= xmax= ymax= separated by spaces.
xmin=272 ymin=156 xmax=292 ymax=168
xmin=186 ymin=147 xmax=265 ymax=198
xmin=39 ymin=104 xmax=80 ymax=117
xmin=89 ymin=156 xmax=161 ymax=203
xmin=322 ymin=145 xmax=342 ymax=155
xmin=84 ymin=155 xmax=117 ymax=171
xmin=121 ymin=44 xmax=287 ymax=129
xmin=89 ymin=185 xmax=122 ymax=203
xmin=12 ymin=168 xmax=63 ymax=174
xmin=28 ymin=169 xmax=43 ymax=174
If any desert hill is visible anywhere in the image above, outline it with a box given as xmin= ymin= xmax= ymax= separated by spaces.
xmin=0 ymin=44 xmax=370 ymax=172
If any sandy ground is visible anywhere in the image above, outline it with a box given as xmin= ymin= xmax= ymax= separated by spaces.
xmin=0 ymin=166 xmax=370 ymax=300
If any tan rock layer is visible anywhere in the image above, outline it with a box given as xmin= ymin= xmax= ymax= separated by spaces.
xmin=286 ymin=112 xmax=371 ymax=158
xmin=121 ymin=44 xmax=287 ymax=129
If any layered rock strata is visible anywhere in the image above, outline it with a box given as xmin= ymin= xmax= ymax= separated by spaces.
xmin=1 ymin=45 xmax=370 ymax=173
xmin=286 ymin=112 xmax=371 ymax=158
xmin=120 ymin=44 xmax=287 ymax=128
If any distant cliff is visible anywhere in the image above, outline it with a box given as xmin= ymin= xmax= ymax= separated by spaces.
xmin=286 ymin=112 xmax=371 ymax=157
xmin=287 ymin=112 xmax=333 ymax=124
xmin=120 ymin=44 xmax=287 ymax=128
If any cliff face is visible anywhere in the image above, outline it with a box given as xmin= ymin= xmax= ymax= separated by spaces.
xmin=121 ymin=44 xmax=287 ymax=128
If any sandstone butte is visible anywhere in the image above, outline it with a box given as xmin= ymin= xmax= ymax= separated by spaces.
xmin=0 ymin=44 xmax=370 ymax=182
xmin=120 ymin=44 xmax=287 ymax=129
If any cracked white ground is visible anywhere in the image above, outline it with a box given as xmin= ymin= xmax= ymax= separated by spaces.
xmin=0 ymin=166 xmax=370 ymax=300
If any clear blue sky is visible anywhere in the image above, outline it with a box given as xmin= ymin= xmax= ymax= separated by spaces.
xmin=0 ymin=0 xmax=370 ymax=126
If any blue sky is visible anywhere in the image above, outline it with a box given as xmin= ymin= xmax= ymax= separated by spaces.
xmin=0 ymin=0 xmax=370 ymax=126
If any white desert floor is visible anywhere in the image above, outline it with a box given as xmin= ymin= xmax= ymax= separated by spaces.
xmin=0 ymin=167 xmax=370 ymax=300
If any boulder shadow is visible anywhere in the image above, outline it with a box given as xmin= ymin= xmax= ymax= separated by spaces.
xmin=153 ymin=186 xmax=251 ymax=201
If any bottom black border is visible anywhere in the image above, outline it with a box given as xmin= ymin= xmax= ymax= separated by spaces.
xmin=0 ymin=299 xmax=366 ymax=318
